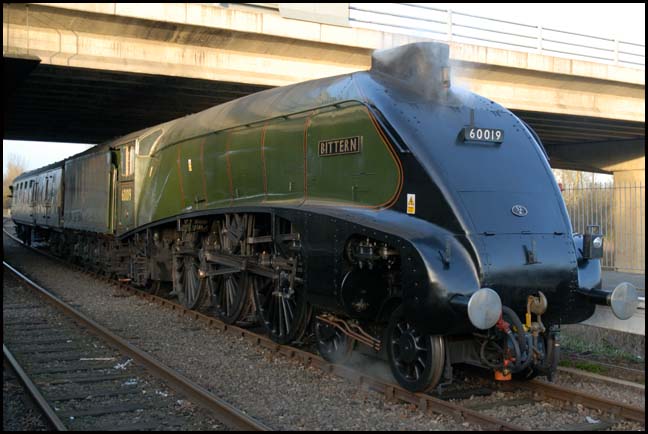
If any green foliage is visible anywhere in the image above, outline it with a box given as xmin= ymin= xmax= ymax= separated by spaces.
xmin=558 ymin=359 xmax=608 ymax=374
xmin=3 ymin=154 xmax=28 ymax=210
xmin=560 ymin=333 xmax=642 ymax=363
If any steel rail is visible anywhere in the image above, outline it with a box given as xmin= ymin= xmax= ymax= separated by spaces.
xmin=4 ymin=225 xmax=644 ymax=429
xmin=3 ymin=344 xmax=68 ymax=431
xmin=557 ymin=366 xmax=644 ymax=392
xmin=509 ymin=379 xmax=645 ymax=423
xmin=89 ymin=272 xmax=648 ymax=430
xmin=108 ymin=282 xmax=529 ymax=431
xmin=2 ymin=261 xmax=270 ymax=432
xmin=2 ymin=227 xmax=525 ymax=431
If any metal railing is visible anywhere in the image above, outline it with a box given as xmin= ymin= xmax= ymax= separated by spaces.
xmin=349 ymin=3 xmax=645 ymax=68
xmin=562 ymin=182 xmax=645 ymax=273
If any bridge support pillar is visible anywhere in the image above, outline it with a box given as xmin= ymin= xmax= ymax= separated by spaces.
xmin=610 ymin=156 xmax=645 ymax=274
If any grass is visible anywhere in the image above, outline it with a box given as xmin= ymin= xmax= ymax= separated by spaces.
xmin=558 ymin=359 xmax=609 ymax=375
xmin=559 ymin=331 xmax=644 ymax=364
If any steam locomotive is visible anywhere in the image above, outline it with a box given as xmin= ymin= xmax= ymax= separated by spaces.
xmin=10 ymin=42 xmax=638 ymax=392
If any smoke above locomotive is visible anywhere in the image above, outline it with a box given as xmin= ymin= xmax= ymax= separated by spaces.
xmin=10 ymin=41 xmax=638 ymax=393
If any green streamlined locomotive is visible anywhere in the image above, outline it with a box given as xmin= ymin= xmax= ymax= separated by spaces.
xmin=11 ymin=42 xmax=638 ymax=392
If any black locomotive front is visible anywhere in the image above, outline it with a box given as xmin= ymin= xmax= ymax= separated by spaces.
xmin=316 ymin=42 xmax=640 ymax=392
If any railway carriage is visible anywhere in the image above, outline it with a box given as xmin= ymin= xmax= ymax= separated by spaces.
xmin=10 ymin=42 xmax=638 ymax=392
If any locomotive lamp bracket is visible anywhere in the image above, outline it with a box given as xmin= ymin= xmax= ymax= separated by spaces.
xmin=438 ymin=237 xmax=451 ymax=268
xmin=523 ymin=239 xmax=541 ymax=265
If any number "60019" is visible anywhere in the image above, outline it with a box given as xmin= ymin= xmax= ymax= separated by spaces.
xmin=466 ymin=127 xmax=503 ymax=143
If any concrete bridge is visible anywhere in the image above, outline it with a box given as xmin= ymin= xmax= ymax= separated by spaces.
xmin=3 ymin=3 xmax=644 ymax=187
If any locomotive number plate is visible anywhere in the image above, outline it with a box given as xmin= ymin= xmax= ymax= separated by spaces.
xmin=462 ymin=127 xmax=504 ymax=144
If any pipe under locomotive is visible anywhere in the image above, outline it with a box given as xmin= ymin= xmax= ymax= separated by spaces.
xmin=10 ymin=42 xmax=638 ymax=393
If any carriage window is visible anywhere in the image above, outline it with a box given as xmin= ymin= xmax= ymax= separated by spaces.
xmin=121 ymin=142 xmax=135 ymax=177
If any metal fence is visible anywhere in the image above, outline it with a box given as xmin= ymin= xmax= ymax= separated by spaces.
xmin=562 ymin=182 xmax=645 ymax=273
xmin=241 ymin=3 xmax=645 ymax=67
xmin=349 ymin=3 xmax=645 ymax=68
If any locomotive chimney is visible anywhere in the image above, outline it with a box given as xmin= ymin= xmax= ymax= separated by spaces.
xmin=370 ymin=42 xmax=451 ymax=100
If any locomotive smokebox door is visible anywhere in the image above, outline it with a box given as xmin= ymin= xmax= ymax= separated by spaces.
xmin=582 ymin=224 xmax=603 ymax=259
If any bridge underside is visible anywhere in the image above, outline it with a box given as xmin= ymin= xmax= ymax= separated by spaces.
xmin=4 ymin=60 xmax=645 ymax=174
xmin=4 ymin=59 xmax=270 ymax=144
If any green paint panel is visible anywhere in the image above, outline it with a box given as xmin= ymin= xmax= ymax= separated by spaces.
xmin=264 ymin=116 xmax=306 ymax=203
xmin=136 ymin=155 xmax=158 ymax=225
xmin=306 ymin=105 xmax=400 ymax=206
xmin=136 ymin=102 xmax=402 ymax=229
xmin=203 ymin=132 xmax=232 ymax=207
xmin=134 ymin=155 xmax=150 ymax=227
xmin=229 ymin=127 xmax=264 ymax=204
xmin=148 ymin=145 xmax=183 ymax=222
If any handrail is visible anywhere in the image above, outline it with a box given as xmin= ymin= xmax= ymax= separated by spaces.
xmin=348 ymin=3 xmax=645 ymax=68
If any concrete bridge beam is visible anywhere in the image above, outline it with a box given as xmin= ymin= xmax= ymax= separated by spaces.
xmin=3 ymin=3 xmax=645 ymax=123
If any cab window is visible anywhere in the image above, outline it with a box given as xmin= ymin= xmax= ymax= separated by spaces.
xmin=121 ymin=142 xmax=136 ymax=177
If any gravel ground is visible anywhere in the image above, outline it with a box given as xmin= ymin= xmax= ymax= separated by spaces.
xmin=3 ymin=270 xmax=228 ymax=431
xmin=464 ymin=390 xmax=603 ymax=430
xmin=4 ymin=231 xmax=645 ymax=431
xmin=4 ymin=234 xmax=469 ymax=431
xmin=543 ymin=370 xmax=645 ymax=408
xmin=428 ymin=369 xmax=645 ymax=431
xmin=3 ymin=367 xmax=50 ymax=431
xmin=455 ymin=387 xmax=644 ymax=431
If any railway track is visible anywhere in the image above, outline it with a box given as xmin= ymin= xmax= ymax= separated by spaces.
xmin=3 ymin=261 xmax=270 ymax=431
xmin=4 ymin=222 xmax=645 ymax=430
xmin=559 ymin=355 xmax=645 ymax=387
